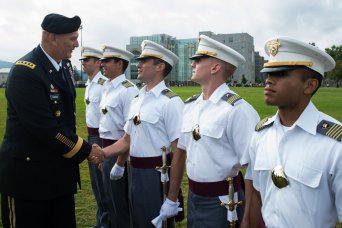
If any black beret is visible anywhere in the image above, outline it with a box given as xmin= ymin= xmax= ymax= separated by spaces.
xmin=41 ymin=13 xmax=81 ymax=34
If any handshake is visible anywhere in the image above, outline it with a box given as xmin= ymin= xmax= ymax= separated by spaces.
xmin=87 ymin=144 xmax=105 ymax=165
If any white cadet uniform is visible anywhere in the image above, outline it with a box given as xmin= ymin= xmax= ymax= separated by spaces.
xmin=248 ymin=101 xmax=342 ymax=228
xmin=125 ymin=80 xmax=183 ymax=157
xmin=99 ymin=74 xmax=138 ymax=140
xmin=124 ymin=80 xmax=183 ymax=227
xmin=84 ymin=72 xmax=106 ymax=129
xmin=178 ymin=83 xmax=259 ymax=227
xmin=178 ymin=83 xmax=259 ymax=181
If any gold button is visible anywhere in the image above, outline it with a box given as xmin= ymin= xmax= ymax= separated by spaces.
xmin=55 ymin=110 xmax=61 ymax=118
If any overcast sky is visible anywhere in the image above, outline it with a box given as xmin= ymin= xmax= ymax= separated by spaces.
xmin=1 ymin=0 xmax=341 ymax=69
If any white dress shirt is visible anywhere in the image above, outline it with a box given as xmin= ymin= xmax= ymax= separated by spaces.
xmin=178 ymin=83 xmax=259 ymax=182
xmin=124 ymin=80 xmax=184 ymax=157
xmin=99 ymin=74 xmax=138 ymax=140
xmin=84 ymin=72 xmax=107 ymax=128
xmin=248 ymin=101 xmax=342 ymax=228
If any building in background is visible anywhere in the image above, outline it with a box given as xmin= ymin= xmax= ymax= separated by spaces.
xmin=127 ymin=31 xmax=260 ymax=84
xmin=254 ymin=51 xmax=267 ymax=84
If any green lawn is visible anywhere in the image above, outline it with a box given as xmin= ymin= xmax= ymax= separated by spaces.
xmin=0 ymin=87 xmax=341 ymax=227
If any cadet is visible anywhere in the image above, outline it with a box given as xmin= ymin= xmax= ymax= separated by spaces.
xmin=247 ymin=36 xmax=342 ymax=227
xmin=98 ymin=45 xmax=138 ymax=228
xmin=156 ymin=35 xmax=260 ymax=227
xmin=0 ymin=13 xmax=103 ymax=228
xmin=102 ymin=40 xmax=184 ymax=227
xmin=80 ymin=46 xmax=109 ymax=228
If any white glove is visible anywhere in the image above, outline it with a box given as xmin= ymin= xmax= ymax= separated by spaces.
xmin=160 ymin=198 xmax=183 ymax=219
xmin=110 ymin=163 xmax=125 ymax=180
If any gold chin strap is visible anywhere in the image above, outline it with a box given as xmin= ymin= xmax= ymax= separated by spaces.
xmin=264 ymin=61 xmax=313 ymax=67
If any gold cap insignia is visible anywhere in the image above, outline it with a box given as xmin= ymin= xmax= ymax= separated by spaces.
xmin=267 ymin=39 xmax=281 ymax=57
xmin=102 ymin=45 xmax=106 ymax=52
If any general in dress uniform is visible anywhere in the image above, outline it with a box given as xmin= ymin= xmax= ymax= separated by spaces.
xmin=247 ymin=36 xmax=342 ymax=228
xmin=81 ymin=46 xmax=109 ymax=228
xmin=0 ymin=14 xmax=103 ymax=228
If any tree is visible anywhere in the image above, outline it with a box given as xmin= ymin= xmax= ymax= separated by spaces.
xmin=325 ymin=45 xmax=342 ymax=87
xmin=73 ymin=65 xmax=81 ymax=81
xmin=241 ymin=74 xmax=247 ymax=85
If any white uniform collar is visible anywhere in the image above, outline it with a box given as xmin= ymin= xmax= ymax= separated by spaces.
xmin=198 ymin=83 xmax=230 ymax=104
xmin=273 ymin=101 xmax=319 ymax=135
xmin=86 ymin=71 xmax=105 ymax=86
xmin=40 ymin=44 xmax=60 ymax=71
xmin=140 ymin=80 xmax=166 ymax=97
xmin=107 ymin=74 xmax=126 ymax=88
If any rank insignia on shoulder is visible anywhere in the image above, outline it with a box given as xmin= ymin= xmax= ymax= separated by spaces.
xmin=255 ymin=117 xmax=274 ymax=132
xmin=221 ymin=93 xmax=242 ymax=106
xmin=15 ymin=60 xmax=36 ymax=69
xmin=185 ymin=94 xmax=200 ymax=103
xmin=317 ymin=120 xmax=342 ymax=141
xmin=122 ymin=80 xmax=134 ymax=88
xmin=161 ymin=89 xmax=178 ymax=99
xmin=98 ymin=78 xmax=106 ymax=85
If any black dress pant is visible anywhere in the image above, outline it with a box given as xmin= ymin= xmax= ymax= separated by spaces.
xmin=1 ymin=193 xmax=76 ymax=228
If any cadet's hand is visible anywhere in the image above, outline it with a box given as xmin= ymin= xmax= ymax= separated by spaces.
xmin=88 ymin=144 xmax=104 ymax=165
xmin=110 ymin=163 xmax=125 ymax=180
xmin=160 ymin=198 xmax=182 ymax=219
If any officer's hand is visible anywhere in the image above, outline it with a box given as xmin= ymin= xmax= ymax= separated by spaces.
xmin=160 ymin=198 xmax=183 ymax=219
xmin=88 ymin=144 xmax=104 ymax=165
xmin=110 ymin=163 xmax=125 ymax=180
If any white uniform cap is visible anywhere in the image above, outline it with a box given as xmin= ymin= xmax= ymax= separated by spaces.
xmin=261 ymin=36 xmax=336 ymax=76
xmin=136 ymin=40 xmax=179 ymax=67
xmin=80 ymin=46 xmax=102 ymax=60
xmin=190 ymin=35 xmax=245 ymax=67
xmin=101 ymin=45 xmax=134 ymax=62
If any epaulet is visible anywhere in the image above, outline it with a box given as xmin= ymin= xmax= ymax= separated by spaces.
xmin=185 ymin=94 xmax=200 ymax=103
xmin=317 ymin=120 xmax=342 ymax=141
xmin=122 ymin=80 xmax=134 ymax=88
xmin=97 ymin=78 xmax=106 ymax=85
xmin=221 ymin=92 xmax=242 ymax=106
xmin=15 ymin=60 xmax=36 ymax=70
xmin=255 ymin=117 xmax=274 ymax=132
xmin=161 ymin=89 xmax=178 ymax=99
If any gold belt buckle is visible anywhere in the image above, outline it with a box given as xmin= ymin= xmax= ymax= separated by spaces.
xmin=192 ymin=125 xmax=201 ymax=141
xmin=271 ymin=165 xmax=289 ymax=189
xmin=133 ymin=114 xmax=141 ymax=125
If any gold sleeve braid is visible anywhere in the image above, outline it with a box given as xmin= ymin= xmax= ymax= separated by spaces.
xmin=55 ymin=133 xmax=84 ymax=158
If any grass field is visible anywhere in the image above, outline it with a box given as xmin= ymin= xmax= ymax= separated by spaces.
xmin=0 ymin=86 xmax=341 ymax=227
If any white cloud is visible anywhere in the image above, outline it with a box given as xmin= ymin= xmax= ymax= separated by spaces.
xmin=0 ymin=0 xmax=341 ymax=68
